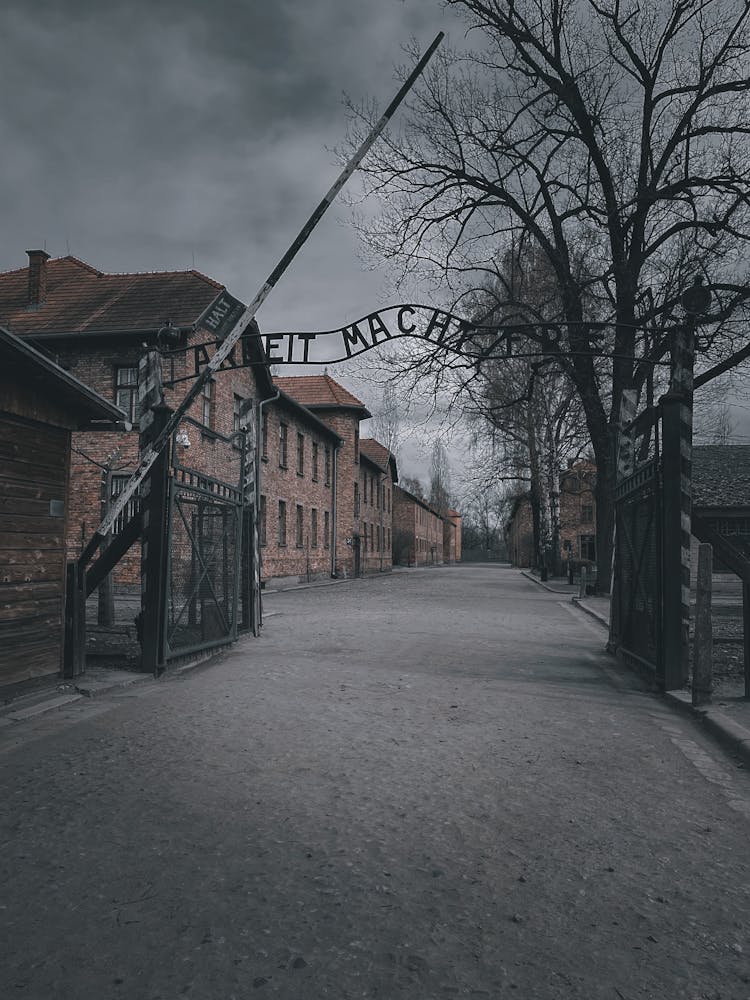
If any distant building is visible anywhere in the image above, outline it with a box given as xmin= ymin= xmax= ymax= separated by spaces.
xmin=270 ymin=375 xmax=371 ymax=582
xmin=358 ymin=438 xmax=398 ymax=576
xmin=443 ymin=509 xmax=462 ymax=563
xmin=505 ymin=492 xmax=534 ymax=568
xmin=392 ymin=485 xmax=445 ymax=567
xmin=504 ymin=458 xmax=597 ymax=569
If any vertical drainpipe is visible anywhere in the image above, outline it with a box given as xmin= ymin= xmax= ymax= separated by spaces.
xmin=331 ymin=441 xmax=340 ymax=577
xmin=379 ymin=472 xmax=386 ymax=572
xmin=256 ymin=389 xmax=280 ymax=628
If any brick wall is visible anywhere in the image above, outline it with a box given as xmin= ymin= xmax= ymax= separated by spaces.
xmin=505 ymin=461 xmax=597 ymax=569
xmin=258 ymin=398 xmax=338 ymax=584
xmin=309 ymin=411 xmax=360 ymax=578
xmin=357 ymin=456 xmax=393 ymax=574
xmin=506 ymin=495 xmax=534 ymax=568
xmin=444 ymin=510 xmax=462 ymax=562
xmin=55 ymin=330 xmax=262 ymax=589
xmin=559 ymin=460 xmax=597 ymax=562
xmin=392 ymin=486 xmax=444 ymax=567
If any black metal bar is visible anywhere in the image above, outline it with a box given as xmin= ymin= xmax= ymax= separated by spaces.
xmin=661 ymin=393 xmax=684 ymax=691
xmin=140 ymin=406 xmax=172 ymax=674
xmin=63 ymin=562 xmax=86 ymax=678
xmin=85 ymin=513 xmax=143 ymax=597
xmin=95 ymin=36 xmax=443 ymax=541
xmin=695 ymin=340 xmax=750 ymax=390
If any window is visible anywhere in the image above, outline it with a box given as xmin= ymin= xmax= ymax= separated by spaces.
xmin=115 ymin=366 xmax=138 ymax=422
xmin=363 ymin=475 xmax=367 ymax=505
xmin=580 ymin=534 xmax=596 ymax=561
xmin=581 ymin=503 xmax=594 ymax=523
xmin=354 ymin=482 xmax=360 ymax=518
xmin=354 ymin=425 xmax=359 ymax=462
xmin=279 ymin=423 xmax=288 ymax=468
xmin=387 ymin=488 xmax=390 ymax=514
xmin=312 ymin=442 xmax=319 ymax=481
xmin=201 ymin=377 xmax=215 ymax=428
xmin=262 ymin=410 xmax=269 ymax=459
xmin=325 ymin=446 xmax=331 ymax=486
xmin=311 ymin=508 xmax=318 ymax=548
xmin=278 ymin=500 xmax=287 ymax=546
xmin=259 ymin=494 xmax=267 ymax=546
xmin=296 ymin=504 xmax=304 ymax=547
xmin=233 ymin=394 xmax=243 ymax=435
xmin=297 ymin=433 xmax=304 ymax=475
xmin=324 ymin=510 xmax=330 ymax=548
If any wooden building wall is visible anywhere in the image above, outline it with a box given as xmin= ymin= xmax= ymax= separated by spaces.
xmin=0 ymin=412 xmax=70 ymax=687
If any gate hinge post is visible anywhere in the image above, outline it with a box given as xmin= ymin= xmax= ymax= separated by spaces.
xmin=139 ymin=403 xmax=173 ymax=675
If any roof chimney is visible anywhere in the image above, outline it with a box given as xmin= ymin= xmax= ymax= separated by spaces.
xmin=26 ymin=249 xmax=51 ymax=306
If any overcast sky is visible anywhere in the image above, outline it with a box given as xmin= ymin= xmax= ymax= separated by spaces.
xmin=1 ymin=0 xmax=474 ymax=488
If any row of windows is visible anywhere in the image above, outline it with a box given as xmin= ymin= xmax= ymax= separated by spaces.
xmin=358 ymin=475 xmax=390 ymax=513
xmin=114 ymin=365 xmax=248 ymax=439
xmin=362 ymin=523 xmax=390 ymax=553
xmin=263 ymin=413 xmax=332 ymax=485
xmin=259 ymin=496 xmax=331 ymax=550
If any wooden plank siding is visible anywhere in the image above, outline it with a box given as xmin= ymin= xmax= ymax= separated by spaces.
xmin=0 ymin=413 xmax=70 ymax=686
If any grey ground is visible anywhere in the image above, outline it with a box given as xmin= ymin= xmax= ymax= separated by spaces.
xmin=2 ymin=566 xmax=749 ymax=1000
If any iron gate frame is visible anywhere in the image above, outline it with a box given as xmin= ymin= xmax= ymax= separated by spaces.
xmin=611 ymin=456 xmax=664 ymax=680
xmin=162 ymin=464 xmax=244 ymax=662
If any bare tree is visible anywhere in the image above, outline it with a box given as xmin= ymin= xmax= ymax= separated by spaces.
xmin=429 ymin=438 xmax=453 ymax=513
xmin=372 ymin=382 xmax=403 ymax=459
xmin=400 ymin=474 xmax=427 ymax=499
xmin=345 ymin=0 xmax=750 ymax=589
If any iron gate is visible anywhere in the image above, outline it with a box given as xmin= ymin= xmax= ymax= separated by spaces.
xmin=611 ymin=460 xmax=662 ymax=676
xmin=164 ymin=466 xmax=243 ymax=659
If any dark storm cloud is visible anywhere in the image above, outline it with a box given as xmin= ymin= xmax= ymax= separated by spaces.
xmin=0 ymin=0 xmax=453 ymax=306
xmin=0 ymin=0 xmax=467 ymax=482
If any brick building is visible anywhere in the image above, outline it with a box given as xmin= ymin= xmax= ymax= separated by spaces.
xmin=272 ymin=375 xmax=372 ymax=580
xmin=0 ymin=326 xmax=126 ymax=689
xmin=558 ymin=459 xmax=597 ymax=564
xmin=358 ymin=438 xmax=398 ymax=575
xmin=257 ymin=385 xmax=342 ymax=586
xmin=443 ymin=508 xmax=463 ymax=563
xmin=0 ymin=251 xmax=276 ymax=667
xmin=504 ymin=459 xmax=597 ymax=569
xmin=505 ymin=492 xmax=534 ymax=568
xmin=392 ymin=484 xmax=445 ymax=567
xmin=0 ymin=252 xmax=274 ymax=582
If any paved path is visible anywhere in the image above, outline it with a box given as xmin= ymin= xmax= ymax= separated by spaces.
xmin=2 ymin=565 xmax=749 ymax=999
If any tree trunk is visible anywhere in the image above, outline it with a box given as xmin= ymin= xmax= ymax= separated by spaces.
xmin=592 ymin=424 xmax=615 ymax=594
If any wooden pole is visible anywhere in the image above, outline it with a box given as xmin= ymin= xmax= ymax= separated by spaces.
xmin=692 ymin=542 xmax=712 ymax=706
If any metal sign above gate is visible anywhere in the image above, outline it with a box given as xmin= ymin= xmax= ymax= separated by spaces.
xmin=162 ymin=309 xmax=633 ymax=386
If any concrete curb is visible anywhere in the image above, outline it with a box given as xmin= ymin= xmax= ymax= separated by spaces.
xmin=571 ymin=597 xmax=610 ymax=629
xmin=520 ymin=570 xmax=577 ymax=596
xmin=664 ymin=690 xmax=750 ymax=769
xmin=74 ymin=671 xmax=151 ymax=699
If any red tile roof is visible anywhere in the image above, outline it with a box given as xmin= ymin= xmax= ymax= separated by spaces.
xmin=359 ymin=438 xmax=393 ymax=472
xmin=273 ymin=374 xmax=370 ymax=413
xmin=0 ymin=255 xmax=223 ymax=336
